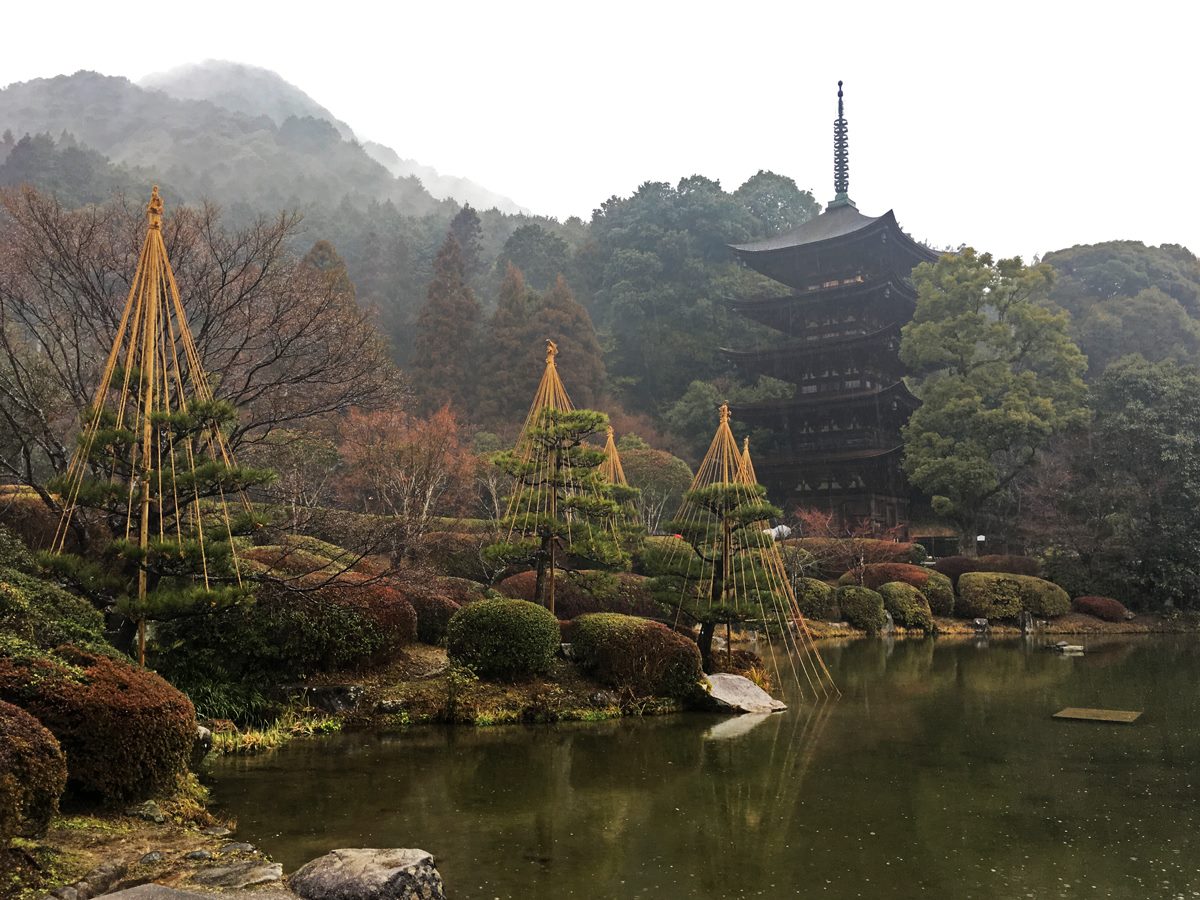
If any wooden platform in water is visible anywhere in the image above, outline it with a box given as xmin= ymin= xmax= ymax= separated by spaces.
xmin=1053 ymin=707 xmax=1142 ymax=724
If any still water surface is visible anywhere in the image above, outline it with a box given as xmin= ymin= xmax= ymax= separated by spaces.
xmin=206 ymin=637 xmax=1200 ymax=899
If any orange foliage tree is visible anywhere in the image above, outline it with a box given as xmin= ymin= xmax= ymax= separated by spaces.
xmin=335 ymin=406 xmax=478 ymax=554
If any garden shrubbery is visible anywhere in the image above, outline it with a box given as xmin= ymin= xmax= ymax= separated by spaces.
xmin=0 ymin=565 xmax=108 ymax=653
xmin=781 ymin=538 xmax=923 ymax=579
xmin=957 ymin=572 xmax=1070 ymax=620
xmin=411 ymin=594 xmax=461 ymax=644
xmin=497 ymin=570 xmax=660 ymax=619
xmin=0 ymin=648 xmax=194 ymax=805
xmin=425 ymin=531 xmax=494 ymax=582
xmin=794 ymin=578 xmax=837 ymax=620
xmin=0 ymin=699 xmax=67 ymax=843
xmin=837 ymin=563 xmax=954 ymax=616
xmin=834 ymin=586 xmax=887 ymax=632
xmin=446 ymin=598 xmax=559 ymax=680
xmin=934 ymin=554 xmax=1042 ymax=586
xmin=877 ymin=582 xmax=933 ymax=631
xmin=1073 ymin=595 xmax=1132 ymax=622
xmin=570 ymin=613 xmax=703 ymax=701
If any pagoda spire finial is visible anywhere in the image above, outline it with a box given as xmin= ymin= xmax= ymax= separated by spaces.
xmin=719 ymin=402 xmax=730 ymax=425
xmin=146 ymin=185 xmax=164 ymax=230
xmin=830 ymin=81 xmax=856 ymax=210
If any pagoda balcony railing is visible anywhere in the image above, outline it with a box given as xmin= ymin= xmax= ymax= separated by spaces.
xmin=781 ymin=429 xmax=901 ymax=454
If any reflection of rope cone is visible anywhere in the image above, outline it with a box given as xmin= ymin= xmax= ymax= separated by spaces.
xmin=662 ymin=404 xmax=838 ymax=699
xmin=50 ymin=187 xmax=251 ymax=663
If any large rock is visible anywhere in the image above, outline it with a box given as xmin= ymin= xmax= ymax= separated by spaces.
xmin=290 ymin=848 xmax=445 ymax=900
xmin=190 ymin=860 xmax=283 ymax=888
xmin=703 ymin=673 xmax=787 ymax=714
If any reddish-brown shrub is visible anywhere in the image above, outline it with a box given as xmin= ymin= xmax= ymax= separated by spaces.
xmin=0 ymin=649 xmax=194 ymax=805
xmin=437 ymin=577 xmax=488 ymax=605
xmin=571 ymin=614 xmax=703 ymax=702
xmin=328 ymin=581 xmax=417 ymax=647
xmin=410 ymin=594 xmax=461 ymax=644
xmin=935 ymin=555 xmax=1041 ymax=586
xmin=0 ymin=699 xmax=67 ymax=842
xmin=837 ymin=563 xmax=955 ymax=616
xmin=1073 ymin=595 xmax=1131 ymax=622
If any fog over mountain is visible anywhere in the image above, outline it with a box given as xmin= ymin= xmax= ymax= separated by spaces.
xmin=140 ymin=60 xmax=527 ymax=214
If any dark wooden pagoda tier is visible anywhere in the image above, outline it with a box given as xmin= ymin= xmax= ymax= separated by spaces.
xmin=722 ymin=84 xmax=938 ymax=532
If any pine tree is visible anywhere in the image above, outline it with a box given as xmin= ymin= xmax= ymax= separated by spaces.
xmin=411 ymin=234 xmax=482 ymax=413
xmin=474 ymin=264 xmax=544 ymax=429
xmin=539 ymin=275 xmax=607 ymax=410
xmin=449 ymin=203 xmax=483 ymax=278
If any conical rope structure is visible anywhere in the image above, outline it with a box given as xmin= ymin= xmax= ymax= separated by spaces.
xmin=500 ymin=340 xmax=622 ymax=614
xmin=599 ymin=426 xmax=628 ymax=487
xmin=50 ymin=187 xmax=254 ymax=663
xmin=660 ymin=404 xmax=838 ymax=699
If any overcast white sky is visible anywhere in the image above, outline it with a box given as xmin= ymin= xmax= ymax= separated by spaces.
xmin=3 ymin=0 xmax=1196 ymax=258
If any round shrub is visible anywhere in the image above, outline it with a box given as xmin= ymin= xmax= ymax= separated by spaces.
xmin=497 ymin=570 xmax=660 ymax=619
xmin=877 ymin=582 xmax=933 ymax=631
xmin=834 ymin=586 xmax=887 ymax=632
xmin=837 ymin=563 xmax=954 ymax=616
xmin=438 ymin=576 xmax=489 ymax=605
xmin=446 ymin=598 xmax=559 ymax=680
xmin=0 ymin=568 xmax=107 ymax=652
xmin=0 ymin=699 xmax=67 ymax=843
xmin=781 ymin=538 xmax=920 ymax=579
xmin=1073 ymin=595 xmax=1132 ymax=622
xmin=323 ymin=580 xmax=418 ymax=647
xmin=571 ymin=613 xmax=703 ymax=702
xmin=411 ymin=594 xmax=461 ymax=644
xmin=957 ymin=572 xmax=1069 ymax=619
xmin=795 ymin=578 xmax=836 ymax=620
xmin=0 ymin=648 xmax=195 ymax=805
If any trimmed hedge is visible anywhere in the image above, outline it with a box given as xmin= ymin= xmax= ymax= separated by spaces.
xmin=0 ymin=699 xmax=67 ymax=843
xmin=446 ymin=598 xmax=560 ymax=680
xmin=570 ymin=613 xmax=703 ymax=702
xmin=317 ymin=578 xmax=418 ymax=648
xmin=878 ymin=582 xmax=933 ymax=631
xmin=834 ymin=586 xmax=887 ymax=632
xmin=934 ymin=554 xmax=1042 ymax=587
xmin=425 ymin=531 xmax=493 ymax=582
xmin=795 ymin=578 xmax=837 ymax=620
xmin=0 ymin=567 xmax=108 ymax=652
xmin=1073 ymin=595 xmax=1131 ymax=622
xmin=0 ymin=648 xmax=194 ymax=805
xmin=837 ymin=563 xmax=954 ymax=616
xmin=497 ymin=570 xmax=660 ymax=619
xmin=957 ymin=572 xmax=1070 ymax=620
xmin=411 ymin=594 xmax=461 ymax=644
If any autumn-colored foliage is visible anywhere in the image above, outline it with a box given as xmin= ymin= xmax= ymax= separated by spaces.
xmin=0 ymin=648 xmax=195 ymax=805
xmin=837 ymin=563 xmax=955 ymax=616
xmin=0 ymin=699 xmax=67 ymax=843
xmin=1072 ymin=595 xmax=1132 ymax=622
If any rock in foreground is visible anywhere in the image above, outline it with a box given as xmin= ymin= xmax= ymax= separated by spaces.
xmin=704 ymin=673 xmax=787 ymax=714
xmin=290 ymin=848 xmax=445 ymax=900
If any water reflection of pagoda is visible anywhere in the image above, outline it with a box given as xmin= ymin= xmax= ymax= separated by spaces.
xmin=724 ymin=82 xmax=937 ymax=532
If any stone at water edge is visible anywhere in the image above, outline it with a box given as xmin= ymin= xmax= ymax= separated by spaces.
xmin=703 ymin=673 xmax=787 ymax=714
xmin=290 ymin=848 xmax=445 ymax=900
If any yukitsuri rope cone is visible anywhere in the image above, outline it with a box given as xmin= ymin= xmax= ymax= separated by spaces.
xmin=50 ymin=187 xmax=253 ymax=663
xmin=599 ymin=425 xmax=628 ymax=487
xmin=660 ymin=404 xmax=838 ymax=699
xmin=500 ymin=340 xmax=620 ymax=614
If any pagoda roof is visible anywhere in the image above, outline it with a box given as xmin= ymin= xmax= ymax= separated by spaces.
xmin=731 ymin=203 xmax=888 ymax=254
xmin=754 ymin=444 xmax=903 ymax=470
xmin=721 ymin=321 xmax=902 ymax=365
xmin=735 ymin=380 xmax=916 ymax=413
xmin=729 ymin=275 xmax=916 ymax=312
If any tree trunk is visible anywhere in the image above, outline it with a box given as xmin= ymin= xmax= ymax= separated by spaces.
xmin=698 ymin=621 xmax=716 ymax=673
xmin=959 ymin=516 xmax=979 ymax=557
xmin=533 ymin=533 xmax=551 ymax=605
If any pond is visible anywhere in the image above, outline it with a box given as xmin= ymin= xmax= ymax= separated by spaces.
xmin=206 ymin=637 xmax=1200 ymax=899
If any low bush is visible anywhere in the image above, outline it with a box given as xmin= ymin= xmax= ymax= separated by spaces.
xmin=425 ymin=531 xmax=494 ymax=583
xmin=781 ymin=538 xmax=921 ymax=579
xmin=1073 ymin=595 xmax=1132 ymax=622
xmin=0 ymin=648 xmax=194 ymax=805
xmin=837 ymin=563 xmax=954 ymax=616
xmin=934 ymin=554 xmax=1042 ymax=587
xmin=0 ymin=566 xmax=108 ymax=652
xmin=411 ymin=594 xmax=461 ymax=644
xmin=794 ymin=578 xmax=837 ymax=620
xmin=497 ymin=570 xmax=660 ymax=619
xmin=957 ymin=572 xmax=1070 ymax=620
xmin=834 ymin=586 xmax=887 ymax=632
xmin=437 ymin=576 xmax=489 ymax=605
xmin=318 ymin=579 xmax=418 ymax=647
xmin=154 ymin=581 xmax=393 ymax=722
xmin=0 ymin=699 xmax=67 ymax=843
xmin=0 ymin=525 xmax=35 ymax=572
xmin=877 ymin=582 xmax=933 ymax=631
xmin=632 ymin=536 xmax=692 ymax=577
xmin=446 ymin=598 xmax=560 ymax=680
xmin=571 ymin=613 xmax=703 ymax=702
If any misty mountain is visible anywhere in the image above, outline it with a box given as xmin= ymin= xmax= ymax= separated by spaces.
xmin=362 ymin=141 xmax=528 ymax=215
xmin=138 ymin=60 xmax=527 ymax=214
xmin=0 ymin=71 xmax=440 ymax=215
xmin=141 ymin=60 xmax=357 ymax=141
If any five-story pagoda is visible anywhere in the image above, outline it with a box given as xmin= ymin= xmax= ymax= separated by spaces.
xmin=723 ymin=83 xmax=938 ymax=531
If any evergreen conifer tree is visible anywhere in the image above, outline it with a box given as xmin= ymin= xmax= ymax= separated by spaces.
xmin=412 ymin=234 xmax=482 ymax=413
